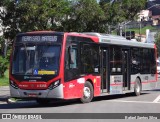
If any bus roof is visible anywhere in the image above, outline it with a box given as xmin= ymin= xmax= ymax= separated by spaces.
xmin=16 ymin=31 xmax=155 ymax=48
xmin=82 ymin=32 xmax=155 ymax=48
xmin=17 ymin=31 xmax=64 ymax=36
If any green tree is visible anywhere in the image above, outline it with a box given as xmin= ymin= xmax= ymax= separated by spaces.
xmin=61 ymin=0 xmax=105 ymax=32
xmin=121 ymin=0 xmax=147 ymax=20
xmin=0 ymin=0 xmax=147 ymax=39
xmin=0 ymin=36 xmax=8 ymax=77
xmin=155 ymin=31 xmax=160 ymax=56
xmin=100 ymin=1 xmax=125 ymax=28
xmin=0 ymin=0 xmax=71 ymax=40
xmin=99 ymin=0 xmax=147 ymax=32
xmin=0 ymin=56 xmax=8 ymax=77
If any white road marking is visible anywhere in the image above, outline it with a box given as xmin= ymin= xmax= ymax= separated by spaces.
xmin=153 ymin=95 xmax=160 ymax=103
xmin=108 ymin=100 xmax=160 ymax=104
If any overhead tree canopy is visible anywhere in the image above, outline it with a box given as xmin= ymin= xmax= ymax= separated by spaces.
xmin=0 ymin=0 xmax=71 ymax=40
xmin=0 ymin=0 xmax=147 ymax=40
xmin=155 ymin=31 xmax=160 ymax=56
xmin=121 ymin=0 xmax=147 ymax=20
xmin=62 ymin=0 xmax=105 ymax=32
xmin=100 ymin=0 xmax=147 ymax=24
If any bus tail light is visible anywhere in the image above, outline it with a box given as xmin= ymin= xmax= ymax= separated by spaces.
xmin=10 ymin=80 xmax=18 ymax=89
xmin=48 ymin=80 xmax=60 ymax=90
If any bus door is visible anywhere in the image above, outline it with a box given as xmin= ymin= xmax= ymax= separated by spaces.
xmin=100 ymin=48 xmax=110 ymax=93
xmin=109 ymin=46 xmax=123 ymax=94
xmin=122 ymin=49 xmax=131 ymax=91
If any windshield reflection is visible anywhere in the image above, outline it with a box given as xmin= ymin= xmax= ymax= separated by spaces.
xmin=12 ymin=45 xmax=61 ymax=75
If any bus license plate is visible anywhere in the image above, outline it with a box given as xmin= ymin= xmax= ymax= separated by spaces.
xmin=28 ymin=93 xmax=38 ymax=97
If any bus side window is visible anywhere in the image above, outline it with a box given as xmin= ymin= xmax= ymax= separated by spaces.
xmin=150 ymin=49 xmax=156 ymax=74
xmin=65 ymin=36 xmax=79 ymax=82
xmin=131 ymin=48 xmax=140 ymax=74
xmin=80 ymin=43 xmax=99 ymax=74
xmin=110 ymin=46 xmax=122 ymax=74
xmin=68 ymin=45 xmax=78 ymax=69
xmin=141 ymin=49 xmax=150 ymax=74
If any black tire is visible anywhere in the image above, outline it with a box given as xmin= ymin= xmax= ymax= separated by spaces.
xmin=80 ymin=81 xmax=94 ymax=103
xmin=36 ymin=99 xmax=51 ymax=105
xmin=134 ymin=78 xmax=141 ymax=96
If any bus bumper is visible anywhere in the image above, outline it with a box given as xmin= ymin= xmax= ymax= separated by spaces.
xmin=10 ymin=84 xmax=64 ymax=99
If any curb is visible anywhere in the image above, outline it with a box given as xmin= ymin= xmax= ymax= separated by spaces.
xmin=0 ymin=86 xmax=9 ymax=89
xmin=0 ymin=86 xmax=10 ymax=104
xmin=7 ymin=98 xmax=36 ymax=104
xmin=0 ymin=98 xmax=36 ymax=104
xmin=0 ymin=86 xmax=36 ymax=104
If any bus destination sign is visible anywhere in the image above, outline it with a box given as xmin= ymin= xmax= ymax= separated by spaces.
xmin=21 ymin=36 xmax=58 ymax=42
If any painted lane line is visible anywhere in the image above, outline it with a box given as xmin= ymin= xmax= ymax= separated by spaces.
xmin=108 ymin=100 xmax=160 ymax=104
xmin=153 ymin=95 xmax=160 ymax=103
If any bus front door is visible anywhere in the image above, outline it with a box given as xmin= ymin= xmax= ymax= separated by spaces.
xmin=100 ymin=48 xmax=110 ymax=93
xmin=122 ymin=49 xmax=130 ymax=91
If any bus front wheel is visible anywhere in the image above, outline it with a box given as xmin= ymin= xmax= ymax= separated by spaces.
xmin=134 ymin=78 xmax=141 ymax=96
xmin=80 ymin=81 xmax=93 ymax=103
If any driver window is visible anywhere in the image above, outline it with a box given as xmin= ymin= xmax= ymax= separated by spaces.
xmin=69 ymin=46 xmax=77 ymax=68
xmin=65 ymin=36 xmax=79 ymax=82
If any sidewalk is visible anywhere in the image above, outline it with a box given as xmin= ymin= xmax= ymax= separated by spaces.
xmin=0 ymin=86 xmax=10 ymax=104
xmin=0 ymin=86 xmax=36 ymax=104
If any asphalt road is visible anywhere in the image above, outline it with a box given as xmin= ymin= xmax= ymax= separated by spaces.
xmin=0 ymin=80 xmax=160 ymax=121
xmin=0 ymin=89 xmax=160 ymax=112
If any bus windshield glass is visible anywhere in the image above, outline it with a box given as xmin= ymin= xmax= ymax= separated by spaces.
xmin=12 ymin=44 xmax=61 ymax=75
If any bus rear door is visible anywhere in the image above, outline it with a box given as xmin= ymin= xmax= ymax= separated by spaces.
xmin=122 ymin=49 xmax=131 ymax=91
xmin=100 ymin=48 xmax=110 ymax=93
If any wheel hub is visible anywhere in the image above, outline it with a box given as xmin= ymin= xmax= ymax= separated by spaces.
xmin=83 ymin=87 xmax=91 ymax=99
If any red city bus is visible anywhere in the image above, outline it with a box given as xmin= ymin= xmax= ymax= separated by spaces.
xmin=10 ymin=31 xmax=158 ymax=104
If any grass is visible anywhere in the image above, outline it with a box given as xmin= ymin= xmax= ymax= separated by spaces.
xmin=111 ymin=25 xmax=157 ymax=35
xmin=126 ymin=25 xmax=156 ymax=35
xmin=0 ymin=69 xmax=9 ymax=86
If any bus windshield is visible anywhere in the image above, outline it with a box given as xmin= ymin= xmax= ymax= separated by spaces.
xmin=12 ymin=44 xmax=61 ymax=75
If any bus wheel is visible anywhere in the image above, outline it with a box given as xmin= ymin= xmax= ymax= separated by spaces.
xmin=80 ymin=81 xmax=93 ymax=103
xmin=134 ymin=78 xmax=141 ymax=96
xmin=36 ymin=99 xmax=51 ymax=105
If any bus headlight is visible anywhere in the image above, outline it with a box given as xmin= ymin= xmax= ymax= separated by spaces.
xmin=48 ymin=80 xmax=60 ymax=90
xmin=10 ymin=80 xmax=19 ymax=89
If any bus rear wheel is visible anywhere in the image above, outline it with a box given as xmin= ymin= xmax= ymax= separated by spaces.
xmin=134 ymin=78 xmax=141 ymax=96
xmin=80 ymin=81 xmax=94 ymax=103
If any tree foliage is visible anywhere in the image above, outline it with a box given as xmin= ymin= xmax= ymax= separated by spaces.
xmin=121 ymin=0 xmax=146 ymax=20
xmin=155 ymin=31 xmax=160 ymax=56
xmin=0 ymin=0 xmax=147 ymax=40
xmin=62 ymin=0 xmax=105 ymax=32
xmin=0 ymin=36 xmax=8 ymax=77
xmin=0 ymin=55 xmax=8 ymax=77
xmin=100 ymin=0 xmax=147 ymax=24
xmin=0 ymin=0 xmax=71 ymax=39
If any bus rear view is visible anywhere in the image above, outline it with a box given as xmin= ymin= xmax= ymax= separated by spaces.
xmin=10 ymin=31 xmax=64 ymax=104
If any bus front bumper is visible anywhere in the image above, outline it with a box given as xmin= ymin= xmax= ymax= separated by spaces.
xmin=10 ymin=84 xmax=64 ymax=99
